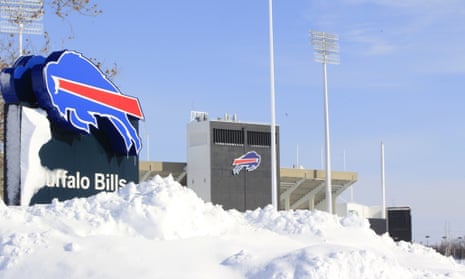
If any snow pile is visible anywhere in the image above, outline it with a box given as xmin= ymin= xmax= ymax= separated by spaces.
xmin=0 ymin=175 xmax=463 ymax=278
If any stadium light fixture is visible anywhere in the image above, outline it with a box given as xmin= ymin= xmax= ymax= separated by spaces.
xmin=310 ymin=30 xmax=339 ymax=214
xmin=0 ymin=0 xmax=44 ymax=56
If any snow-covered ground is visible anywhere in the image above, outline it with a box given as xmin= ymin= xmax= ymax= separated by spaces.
xmin=0 ymin=175 xmax=464 ymax=279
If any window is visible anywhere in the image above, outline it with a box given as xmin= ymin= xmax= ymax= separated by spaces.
xmin=213 ymin=128 xmax=244 ymax=145
xmin=247 ymin=131 xmax=271 ymax=146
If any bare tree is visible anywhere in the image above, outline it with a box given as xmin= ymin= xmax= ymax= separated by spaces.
xmin=51 ymin=0 xmax=102 ymax=18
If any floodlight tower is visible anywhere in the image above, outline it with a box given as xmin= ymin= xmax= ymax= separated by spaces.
xmin=0 ymin=0 xmax=44 ymax=56
xmin=310 ymin=30 xmax=339 ymax=214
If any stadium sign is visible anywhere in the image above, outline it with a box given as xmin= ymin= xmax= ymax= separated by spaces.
xmin=1 ymin=50 xmax=144 ymax=205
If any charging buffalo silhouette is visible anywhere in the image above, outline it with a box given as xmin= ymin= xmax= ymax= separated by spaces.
xmin=32 ymin=50 xmax=144 ymax=155
xmin=232 ymin=151 xmax=261 ymax=175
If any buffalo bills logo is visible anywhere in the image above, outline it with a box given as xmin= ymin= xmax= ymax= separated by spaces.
xmin=0 ymin=50 xmax=144 ymax=155
xmin=232 ymin=151 xmax=261 ymax=175
xmin=38 ymin=51 xmax=143 ymax=155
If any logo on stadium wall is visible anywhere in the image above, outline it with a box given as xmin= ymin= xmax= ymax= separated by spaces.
xmin=1 ymin=50 xmax=144 ymax=155
xmin=232 ymin=151 xmax=261 ymax=175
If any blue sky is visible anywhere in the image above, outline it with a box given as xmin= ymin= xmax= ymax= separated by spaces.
xmin=16 ymin=0 xmax=465 ymax=243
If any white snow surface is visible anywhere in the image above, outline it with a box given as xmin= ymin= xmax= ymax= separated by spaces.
xmin=0 ymin=175 xmax=463 ymax=279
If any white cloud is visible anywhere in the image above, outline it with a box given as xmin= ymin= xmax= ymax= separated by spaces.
xmin=346 ymin=0 xmax=461 ymax=10
xmin=344 ymin=28 xmax=398 ymax=56
xmin=345 ymin=0 xmax=465 ymax=25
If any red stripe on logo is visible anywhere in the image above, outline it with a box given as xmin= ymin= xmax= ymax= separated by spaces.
xmin=53 ymin=76 xmax=143 ymax=119
xmin=233 ymin=158 xmax=257 ymax=165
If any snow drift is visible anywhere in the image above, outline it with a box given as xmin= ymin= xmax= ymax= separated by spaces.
xmin=0 ymin=175 xmax=463 ymax=278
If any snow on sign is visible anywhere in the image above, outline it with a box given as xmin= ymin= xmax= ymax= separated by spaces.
xmin=0 ymin=50 xmax=143 ymax=206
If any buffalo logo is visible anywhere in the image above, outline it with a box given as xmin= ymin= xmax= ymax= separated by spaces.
xmin=39 ymin=50 xmax=144 ymax=155
xmin=0 ymin=50 xmax=144 ymax=155
xmin=232 ymin=151 xmax=261 ymax=175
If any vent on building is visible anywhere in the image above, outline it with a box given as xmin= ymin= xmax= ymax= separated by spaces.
xmin=247 ymin=131 xmax=271 ymax=147
xmin=190 ymin=111 xmax=208 ymax=122
xmin=213 ymin=128 xmax=244 ymax=145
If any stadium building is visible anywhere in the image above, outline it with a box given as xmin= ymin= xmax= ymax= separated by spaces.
xmin=138 ymin=111 xmax=411 ymax=241
xmin=140 ymin=111 xmax=359 ymax=212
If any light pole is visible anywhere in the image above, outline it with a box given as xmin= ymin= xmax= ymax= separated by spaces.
xmin=268 ymin=0 xmax=278 ymax=210
xmin=381 ymin=142 xmax=386 ymax=219
xmin=310 ymin=30 xmax=339 ymax=214
xmin=0 ymin=0 xmax=44 ymax=56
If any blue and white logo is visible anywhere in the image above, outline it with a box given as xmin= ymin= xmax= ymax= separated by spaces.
xmin=232 ymin=151 xmax=261 ymax=175
xmin=0 ymin=50 xmax=144 ymax=155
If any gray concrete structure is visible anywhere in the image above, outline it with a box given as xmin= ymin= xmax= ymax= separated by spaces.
xmin=186 ymin=112 xmax=280 ymax=211
xmin=279 ymin=168 xmax=357 ymax=211
xmin=137 ymin=111 xmax=358 ymax=213
xmin=139 ymin=161 xmax=357 ymax=212
xmin=139 ymin=161 xmax=187 ymax=185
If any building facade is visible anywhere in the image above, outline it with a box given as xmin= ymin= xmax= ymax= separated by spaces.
xmin=187 ymin=112 xmax=279 ymax=211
